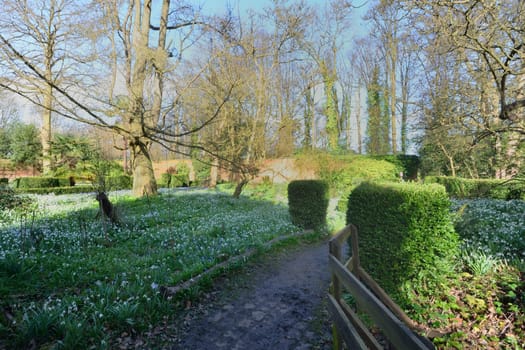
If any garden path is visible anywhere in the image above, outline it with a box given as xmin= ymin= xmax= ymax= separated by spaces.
xmin=169 ymin=239 xmax=333 ymax=350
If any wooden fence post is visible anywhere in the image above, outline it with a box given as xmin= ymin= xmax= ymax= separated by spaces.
xmin=329 ymin=239 xmax=343 ymax=350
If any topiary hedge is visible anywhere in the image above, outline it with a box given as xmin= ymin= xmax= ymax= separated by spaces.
xmin=425 ymin=176 xmax=524 ymax=200
xmin=288 ymin=180 xmax=329 ymax=230
xmin=346 ymin=181 xmax=459 ymax=309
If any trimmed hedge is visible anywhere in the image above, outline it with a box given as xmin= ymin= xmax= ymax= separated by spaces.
xmin=288 ymin=180 xmax=329 ymax=230
xmin=346 ymin=182 xmax=459 ymax=309
xmin=105 ymin=175 xmax=133 ymax=190
xmin=425 ymin=176 xmax=524 ymax=200
xmin=14 ymin=177 xmax=61 ymax=189
xmin=15 ymin=185 xmax=94 ymax=195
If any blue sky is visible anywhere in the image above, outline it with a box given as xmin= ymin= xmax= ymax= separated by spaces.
xmin=192 ymin=0 xmax=371 ymax=31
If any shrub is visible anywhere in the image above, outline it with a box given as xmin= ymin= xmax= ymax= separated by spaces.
xmin=159 ymin=173 xmax=171 ymax=188
xmin=192 ymin=159 xmax=211 ymax=186
xmin=0 ymin=178 xmax=8 ymax=187
xmin=16 ymin=177 xmax=60 ymax=189
xmin=57 ymin=177 xmax=73 ymax=187
xmin=14 ymin=185 xmax=94 ymax=195
xmin=371 ymin=154 xmax=420 ymax=180
xmin=287 ymin=180 xmax=329 ymax=230
xmin=171 ymin=174 xmax=189 ymax=188
xmin=1 ymin=187 xmax=30 ymax=211
xmin=425 ymin=176 xmax=525 ymax=200
xmin=294 ymin=151 xmax=399 ymax=198
xmin=106 ymin=175 xmax=132 ymax=191
xmin=346 ymin=182 xmax=459 ymax=309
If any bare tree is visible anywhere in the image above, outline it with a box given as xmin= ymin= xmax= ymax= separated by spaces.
xmin=0 ymin=0 xmax=91 ymax=173
xmin=0 ymin=0 xmax=233 ymax=196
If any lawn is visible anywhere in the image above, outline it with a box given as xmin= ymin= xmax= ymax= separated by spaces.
xmin=0 ymin=188 xmax=300 ymax=349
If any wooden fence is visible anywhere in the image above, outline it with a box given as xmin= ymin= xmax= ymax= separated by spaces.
xmin=327 ymin=224 xmax=435 ymax=350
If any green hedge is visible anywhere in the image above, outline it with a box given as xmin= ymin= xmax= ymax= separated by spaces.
xmin=15 ymin=185 xmax=94 ymax=195
xmin=15 ymin=177 xmax=60 ymax=189
xmin=288 ymin=180 xmax=329 ymax=230
xmin=171 ymin=174 xmax=189 ymax=188
xmin=425 ymin=176 xmax=524 ymax=200
xmin=346 ymin=182 xmax=459 ymax=309
xmin=371 ymin=154 xmax=420 ymax=180
xmin=105 ymin=175 xmax=132 ymax=190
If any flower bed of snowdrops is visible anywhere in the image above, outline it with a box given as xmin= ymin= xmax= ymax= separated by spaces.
xmin=0 ymin=188 xmax=299 ymax=349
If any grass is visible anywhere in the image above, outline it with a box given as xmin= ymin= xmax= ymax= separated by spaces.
xmin=0 ymin=188 xmax=304 ymax=349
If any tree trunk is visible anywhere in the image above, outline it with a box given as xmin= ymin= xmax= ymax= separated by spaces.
xmin=209 ymin=157 xmax=218 ymax=188
xmin=304 ymin=86 xmax=314 ymax=149
xmin=42 ymin=50 xmax=53 ymax=174
xmin=356 ymin=82 xmax=362 ymax=154
xmin=232 ymin=179 xmax=248 ymax=199
xmin=127 ymin=0 xmax=157 ymax=196
xmin=131 ymin=138 xmax=157 ymax=196
xmin=41 ymin=86 xmax=52 ymax=174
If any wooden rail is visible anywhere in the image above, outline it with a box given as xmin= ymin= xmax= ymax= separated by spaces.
xmin=328 ymin=224 xmax=435 ymax=350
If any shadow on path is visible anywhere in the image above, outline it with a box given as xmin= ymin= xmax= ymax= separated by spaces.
xmin=172 ymin=240 xmax=333 ymax=350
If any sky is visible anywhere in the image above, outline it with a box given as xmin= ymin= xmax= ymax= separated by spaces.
xmin=192 ymin=0 xmax=371 ymax=33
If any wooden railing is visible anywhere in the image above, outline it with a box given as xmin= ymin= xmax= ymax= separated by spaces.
xmin=328 ymin=224 xmax=435 ymax=350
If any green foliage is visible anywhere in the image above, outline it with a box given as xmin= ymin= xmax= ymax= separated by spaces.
xmin=0 ymin=187 xmax=30 ymax=211
xmin=371 ymin=154 xmax=420 ymax=180
xmin=169 ymin=163 xmax=191 ymax=187
xmin=106 ymin=175 xmax=132 ymax=191
xmin=295 ymin=150 xmax=399 ymax=201
xmin=346 ymin=182 xmax=459 ymax=309
xmin=9 ymin=123 xmax=42 ymax=168
xmin=14 ymin=185 xmax=94 ymax=195
xmin=0 ymin=178 xmax=8 ymax=187
xmin=16 ymin=177 xmax=60 ymax=189
xmin=425 ymin=176 xmax=525 ymax=200
xmin=288 ymin=180 xmax=329 ymax=230
xmin=192 ymin=159 xmax=211 ymax=186
xmin=366 ymin=65 xmax=390 ymax=155
xmin=158 ymin=173 xmax=171 ymax=188
xmin=460 ymin=248 xmax=500 ymax=276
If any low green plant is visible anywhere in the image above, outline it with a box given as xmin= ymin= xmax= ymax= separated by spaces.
xmin=460 ymin=248 xmax=500 ymax=276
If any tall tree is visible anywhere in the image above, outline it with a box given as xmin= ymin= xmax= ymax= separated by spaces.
xmin=406 ymin=0 xmax=525 ymax=177
xmin=300 ymin=1 xmax=353 ymax=151
xmin=0 ymin=0 xmax=88 ymax=173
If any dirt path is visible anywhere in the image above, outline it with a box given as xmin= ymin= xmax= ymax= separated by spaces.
xmin=169 ymin=239 xmax=334 ymax=350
